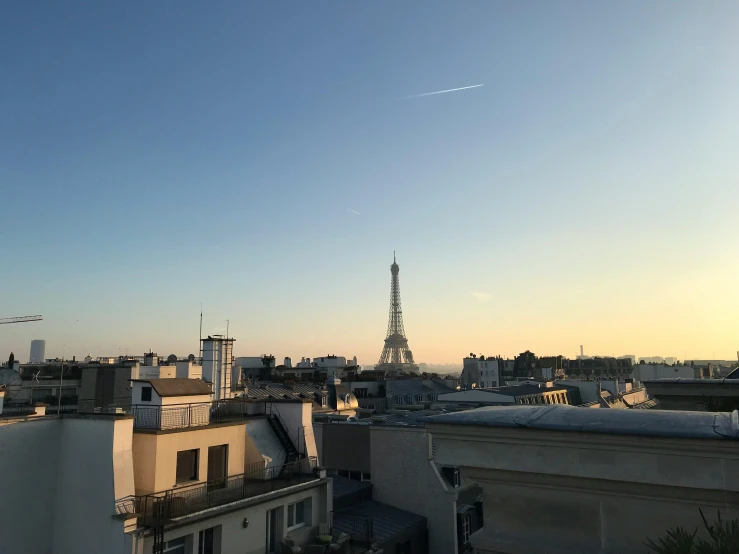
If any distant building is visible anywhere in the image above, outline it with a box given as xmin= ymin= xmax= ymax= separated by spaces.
xmin=632 ymin=363 xmax=697 ymax=385
xmin=437 ymin=382 xmax=580 ymax=407
xmin=639 ymin=356 xmax=666 ymax=364
xmin=387 ymin=379 xmax=458 ymax=409
xmin=461 ymin=356 xmax=500 ymax=389
xmin=29 ymin=340 xmax=45 ymax=364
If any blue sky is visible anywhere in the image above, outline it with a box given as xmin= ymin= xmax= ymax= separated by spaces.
xmin=2 ymin=1 xmax=738 ymax=364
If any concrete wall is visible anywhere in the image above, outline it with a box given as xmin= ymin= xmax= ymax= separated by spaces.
xmin=429 ymin=421 xmax=739 ymax=554
xmin=370 ymin=425 xmax=459 ymax=554
xmin=53 ymin=417 xmax=134 ymax=554
xmin=141 ymin=481 xmax=331 ymax=554
xmin=132 ymin=422 xmax=247 ymax=494
xmin=0 ymin=415 xmax=134 ymax=554
xmin=271 ymin=402 xmax=319 ymax=460
xmin=0 ymin=417 xmax=61 ymax=554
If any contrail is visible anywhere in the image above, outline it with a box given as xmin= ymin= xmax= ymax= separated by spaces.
xmin=347 ymin=208 xmax=361 ymax=216
xmin=402 ymin=84 xmax=483 ymax=100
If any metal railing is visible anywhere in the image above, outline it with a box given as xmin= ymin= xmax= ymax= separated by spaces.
xmin=131 ymin=399 xmax=252 ymax=430
xmin=115 ymin=457 xmax=318 ymax=527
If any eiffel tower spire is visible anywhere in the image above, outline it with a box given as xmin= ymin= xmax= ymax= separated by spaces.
xmin=376 ymin=254 xmax=418 ymax=374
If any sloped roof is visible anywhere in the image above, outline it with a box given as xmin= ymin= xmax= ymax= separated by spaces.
xmin=386 ymin=379 xmax=452 ymax=397
xmin=241 ymin=382 xmax=326 ymax=403
xmin=132 ymin=378 xmax=211 ymax=397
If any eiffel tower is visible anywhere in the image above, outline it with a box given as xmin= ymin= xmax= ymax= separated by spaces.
xmin=376 ymin=253 xmax=419 ymax=374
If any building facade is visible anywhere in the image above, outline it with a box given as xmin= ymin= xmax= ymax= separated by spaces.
xmin=426 ymin=405 xmax=739 ymax=553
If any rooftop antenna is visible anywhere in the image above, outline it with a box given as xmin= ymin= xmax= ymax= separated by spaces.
xmin=199 ymin=303 xmax=203 ymax=358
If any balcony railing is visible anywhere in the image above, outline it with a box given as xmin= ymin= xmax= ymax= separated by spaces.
xmin=131 ymin=400 xmax=252 ymax=430
xmin=115 ymin=457 xmax=319 ymax=527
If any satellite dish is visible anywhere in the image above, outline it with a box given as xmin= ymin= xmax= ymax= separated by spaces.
xmin=167 ymin=354 xmax=177 ymax=363
xmin=188 ymin=354 xmax=195 ymax=362
xmin=0 ymin=369 xmax=23 ymax=401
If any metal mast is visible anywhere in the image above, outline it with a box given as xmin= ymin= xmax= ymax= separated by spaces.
xmin=376 ymin=253 xmax=418 ymax=374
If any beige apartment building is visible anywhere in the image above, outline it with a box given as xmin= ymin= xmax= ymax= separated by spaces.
xmin=0 ymin=378 xmax=333 ymax=554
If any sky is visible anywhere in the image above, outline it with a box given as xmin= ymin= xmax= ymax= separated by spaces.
xmin=1 ymin=1 xmax=738 ymax=365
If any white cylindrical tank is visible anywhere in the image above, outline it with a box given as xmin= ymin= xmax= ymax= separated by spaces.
xmin=29 ymin=340 xmax=46 ymax=364
xmin=284 ymin=357 xmax=292 ymax=368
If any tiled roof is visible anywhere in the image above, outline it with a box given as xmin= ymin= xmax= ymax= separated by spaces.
xmin=333 ymin=500 xmax=425 ymax=542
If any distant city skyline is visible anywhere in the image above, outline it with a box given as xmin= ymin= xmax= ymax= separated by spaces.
xmin=2 ymin=2 xmax=738 ymax=363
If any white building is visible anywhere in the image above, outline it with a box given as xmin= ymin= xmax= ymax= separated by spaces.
xmin=632 ymin=363 xmax=695 ymax=385
xmin=461 ymin=357 xmax=500 ymax=389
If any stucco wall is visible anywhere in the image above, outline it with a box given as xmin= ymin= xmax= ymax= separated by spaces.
xmin=52 ymin=417 xmax=133 ymax=554
xmin=430 ymin=422 xmax=739 ymax=554
xmin=370 ymin=426 xmax=458 ymax=554
xmin=132 ymin=423 xmax=247 ymax=494
xmin=271 ymin=402 xmax=318 ymax=460
xmin=141 ymin=481 xmax=330 ymax=554
xmin=0 ymin=416 xmax=134 ymax=554
xmin=244 ymin=418 xmax=286 ymax=471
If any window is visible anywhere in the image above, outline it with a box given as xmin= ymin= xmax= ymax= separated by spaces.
xmin=163 ymin=536 xmax=187 ymax=554
xmin=416 ymin=394 xmax=424 ymax=404
xmin=395 ymin=395 xmax=404 ymax=405
xmin=321 ymin=396 xmax=327 ymax=407
xmin=141 ymin=386 xmax=152 ymax=402
xmin=176 ymin=449 xmax=198 ymax=483
xmin=287 ymin=499 xmax=308 ymax=530
xmin=198 ymin=526 xmax=219 ymax=554
xmin=462 ymin=515 xmax=471 ymax=544
xmin=361 ymin=472 xmax=371 ymax=482
xmin=406 ymin=395 xmax=413 ymax=404
xmin=338 ymin=469 xmax=349 ymax=478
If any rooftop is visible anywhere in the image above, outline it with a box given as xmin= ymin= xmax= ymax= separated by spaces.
xmin=132 ymin=378 xmax=211 ymax=397
xmin=425 ymin=404 xmax=739 ymax=440
xmin=331 ymin=475 xmax=373 ymax=500
xmin=333 ymin=500 xmax=426 ymax=544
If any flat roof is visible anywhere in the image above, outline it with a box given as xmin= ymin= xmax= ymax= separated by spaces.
xmin=425 ymin=404 xmax=739 ymax=440
xmin=331 ymin=475 xmax=372 ymax=500
xmin=333 ymin=500 xmax=425 ymax=542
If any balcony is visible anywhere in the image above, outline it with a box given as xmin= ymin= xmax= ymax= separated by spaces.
xmin=115 ymin=457 xmax=319 ymax=527
xmin=131 ymin=400 xmax=252 ymax=430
